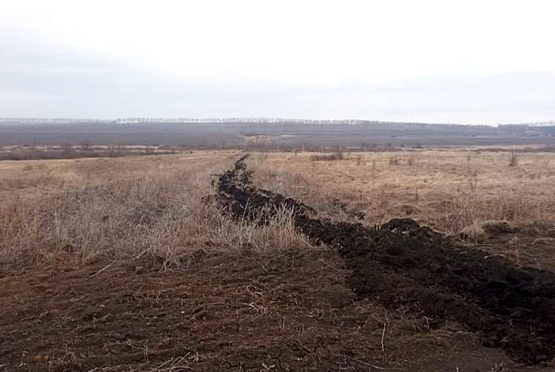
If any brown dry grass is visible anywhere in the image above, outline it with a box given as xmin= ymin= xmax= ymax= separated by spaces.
xmin=249 ymin=149 xmax=555 ymax=234
xmin=0 ymin=151 xmax=314 ymax=267
xmin=2 ymin=148 xmax=555 ymax=267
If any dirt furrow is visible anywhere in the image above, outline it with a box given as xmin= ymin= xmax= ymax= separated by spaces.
xmin=213 ymin=155 xmax=555 ymax=365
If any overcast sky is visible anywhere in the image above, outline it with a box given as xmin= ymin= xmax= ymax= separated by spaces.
xmin=1 ymin=0 xmax=554 ymax=124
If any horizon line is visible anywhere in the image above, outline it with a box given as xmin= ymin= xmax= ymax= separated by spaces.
xmin=1 ymin=117 xmax=554 ymax=127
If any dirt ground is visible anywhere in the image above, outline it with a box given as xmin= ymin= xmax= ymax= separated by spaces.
xmin=0 ymin=249 xmax=546 ymax=372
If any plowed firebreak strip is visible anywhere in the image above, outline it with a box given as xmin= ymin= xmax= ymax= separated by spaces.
xmin=213 ymin=155 xmax=555 ymax=365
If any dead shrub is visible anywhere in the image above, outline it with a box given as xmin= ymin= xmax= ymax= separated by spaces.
xmin=310 ymin=152 xmax=345 ymax=161
xmin=508 ymin=150 xmax=518 ymax=167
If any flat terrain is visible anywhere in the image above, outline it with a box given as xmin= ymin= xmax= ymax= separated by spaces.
xmin=253 ymin=149 xmax=555 ymax=233
xmin=2 ymin=149 xmax=555 ymax=371
xmin=1 ymin=121 xmax=554 ymax=149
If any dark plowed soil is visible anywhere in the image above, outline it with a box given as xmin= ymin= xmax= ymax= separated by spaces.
xmin=214 ymin=155 xmax=555 ymax=365
xmin=212 ymin=154 xmax=314 ymax=221
xmin=3 ymin=251 xmax=527 ymax=372
xmin=1 ymin=251 xmax=374 ymax=372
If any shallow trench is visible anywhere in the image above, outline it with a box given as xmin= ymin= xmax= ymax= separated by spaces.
xmin=212 ymin=154 xmax=555 ymax=365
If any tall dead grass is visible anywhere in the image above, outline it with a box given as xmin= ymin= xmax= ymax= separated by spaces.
xmin=250 ymin=150 xmax=555 ymax=235
xmin=0 ymin=155 xmax=314 ymax=267
xmin=3 ymin=149 xmax=555 ymax=268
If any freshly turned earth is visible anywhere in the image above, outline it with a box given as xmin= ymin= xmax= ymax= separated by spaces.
xmin=215 ymin=155 xmax=555 ymax=366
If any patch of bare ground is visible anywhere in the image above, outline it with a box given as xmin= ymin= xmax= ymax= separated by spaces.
xmin=0 ymin=250 xmax=533 ymax=372
xmin=462 ymin=222 xmax=555 ymax=271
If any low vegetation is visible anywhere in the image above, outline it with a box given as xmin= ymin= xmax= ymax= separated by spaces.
xmin=251 ymin=150 xmax=555 ymax=235
xmin=0 ymin=144 xmax=181 ymax=161
xmin=0 ymin=151 xmax=318 ymax=268
xmin=2 ymin=149 xmax=555 ymax=267
xmin=309 ymin=152 xmax=346 ymax=161
xmin=2 ymin=148 xmax=555 ymax=370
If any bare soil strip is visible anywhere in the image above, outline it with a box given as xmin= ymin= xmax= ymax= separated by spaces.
xmin=214 ymin=155 xmax=555 ymax=365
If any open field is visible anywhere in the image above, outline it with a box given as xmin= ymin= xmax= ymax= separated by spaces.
xmin=1 ymin=121 xmax=554 ymax=150
xmin=252 ymin=150 xmax=555 ymax=236
xmin=2 ymin=149 xmax=555 ymax=371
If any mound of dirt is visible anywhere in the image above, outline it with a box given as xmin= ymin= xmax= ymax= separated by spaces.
xmin=213 ymin=155 xmax=555 ymax=365
xmin=213 ymin=154 xmax=314 ymax=222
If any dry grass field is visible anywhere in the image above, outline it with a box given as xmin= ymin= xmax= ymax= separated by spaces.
xmin=252 ymin=149 xmax=555 ymax=231
xmin=251 ymin=149 xmax=555 ymax=269
xmin=1 ymin=149 xmax=555 ymax=371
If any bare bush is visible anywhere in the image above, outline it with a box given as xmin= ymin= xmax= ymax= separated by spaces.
xmin=388 ymin=156 xmax=399 ymax=166
xmin=509 ymin=150 xmax=519 ymax=167
xmin=310 ymin=152 xmax=345 ymax=161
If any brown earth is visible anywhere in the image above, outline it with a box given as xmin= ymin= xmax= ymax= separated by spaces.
xmin=213 ymin=155 xmax=555 ymax=366
xmin=0 ymin=250 xmax=542 ymax=372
